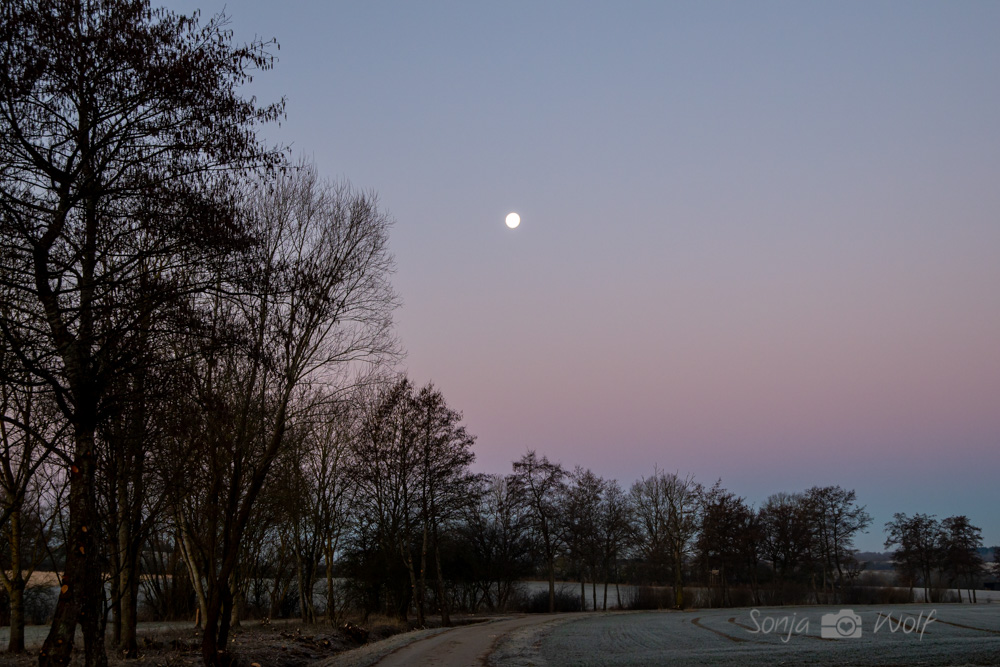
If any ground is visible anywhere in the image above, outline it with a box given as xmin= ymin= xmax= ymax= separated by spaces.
xmin=0 ymin=616 xmax=443 ymax=667
xmin=2 ymin=604 xmax=1000 ymax=666
xmin=492 ymin=604 xmax=1000 ymax=667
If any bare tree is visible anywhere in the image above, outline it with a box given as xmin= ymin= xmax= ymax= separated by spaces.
xmin=630 ymin=470 xmax=700 ymax=607
xmin=630 ymin=473 xmax=671 ymax=586
xmin=940 ymin=515 xmax=984 ymax=603
xmin=314 ymin=405 xmax=357 ymax=624
xmin=804 ymin=486 xmax=871 ymax=600
xmin=0 ymin=2 xmax=282 ymax=663
xmin=267 ymin=392 xmax=358 ymax=624
xmin=177 ymin=165 xmax=398 ymax=664
xmin=697 ymin=482 xmax=749 ymax=607
xmin=563 ymin=467 xmax=604 ymax=610
xmin=511 ymin=451 xmax=567 ymax=613
xmin=596 ymin=480 xmax=633 ymax=610
xmin=458 ymin=474 xmax=532 ymax=611
xmin=411 ymin=383 xmax=476 ymax=626
xmin=885 ymin=513 xmax=944 ymax=603
xmin=347 ymin=377 xmax=418 ymax=619
xmin=278 ymin=396 xmax=355 ymax=623
xmin=96 ymin=294 xmax=183 ymax=657
xmin=759 ymin=492 xmax=812 ymax=590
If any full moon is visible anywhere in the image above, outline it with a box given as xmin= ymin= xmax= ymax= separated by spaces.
xmin=505 ymin=212 xmax=520 ymax=229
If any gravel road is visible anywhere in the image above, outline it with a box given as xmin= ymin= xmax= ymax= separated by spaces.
xmin=319 ymin=615 xmax=569 ymax=667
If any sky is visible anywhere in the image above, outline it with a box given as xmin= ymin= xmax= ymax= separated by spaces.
xmin=164 ymin=1 xmax=999 ymax=552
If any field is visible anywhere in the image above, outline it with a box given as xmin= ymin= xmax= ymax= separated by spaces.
xmin=491 ymin=604 xmax=1000 ymax=667
xmin=3 ymin=597 xmax=1000 ymax=665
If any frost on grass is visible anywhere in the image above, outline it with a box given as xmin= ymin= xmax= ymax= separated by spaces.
xmin=488 ymin=615 xmax=587 ymax=667
xmin=534 ymin=605 xmax=1000 ymax=667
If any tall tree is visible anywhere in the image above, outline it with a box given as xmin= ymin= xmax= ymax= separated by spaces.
xmin=630 ymin=472 xmax=672 ymax=586
xmin=0 ymin=2 xmax=281 ymax=664
xmin=457 ymin=474 xmax=533 ymax=611
xmin=885 ymin=513 xmax=944 ymax=603
xmin=347 ymin=377 xmax=418 ymax=619
xmin=630 ymin=470 xmax=700 ymax=607
xmin=511 ymin=451 xmax=566 ymax=613
xmin=178 ymin=166 xmax=398 ymax=664
xmin=96 ymin=288 xmax=180 ymax=657
xmin=411 ymin=382 xmax=476 ymax=626
xmin=804 ymin=486 xmax=871 ymax=599
xmin=940 ymin=515 xmax=984 ymax=603
xmin=697 ymin=482 xmax=754 ymax=607
xmin=277 ymin=396 xmax=355 ymax=623
xmin=596 ymin=480 xmax=633 ymax=610
xmin=759 ymin=492 xmax=812 ymax=590
xmin=562 ymin=467 xmax=604 ymax=610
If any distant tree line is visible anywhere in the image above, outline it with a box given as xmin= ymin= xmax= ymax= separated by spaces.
xmin=0 ymin=3 xmax=995 ymax=667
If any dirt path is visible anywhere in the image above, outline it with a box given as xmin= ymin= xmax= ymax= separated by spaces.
xmin=370 ymin=614 xmax=565 ymax=667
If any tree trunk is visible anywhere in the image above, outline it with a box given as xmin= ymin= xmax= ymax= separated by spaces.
xmin=418 ymin=519 xmax=428 ymax=625
xmin=615 ymin=560 xmax=621 ymax=609
xmin=325 ymin=540 xmax=337 ymax=623
xmin=8 ymin=581 xmax=25 ymax=653
xmin=119 ymin=352 xmax=146 ymax=659
xmin=5 ymin=509 xmax=26 ymax=653
xmin=433 ymin=535 xmax=450 ymax=626
xmin=39 ymin=429 xmax=108 ymax=667
xmin=117 ymin=494 xmax=140 ymax=658
xmin=229 ymin=570 xmax=243 ymax=629
xmin=672 ymin=543 xmax=684 ymax=609
xmin=548 ymin=556 xmax=556 ymax=613
xmin=202 ymin=569 xmax=238 ymax=667
xmin=118 ymin=552 xmax=140 ymax=659
xmin=201 ymin=587 xmax=221 ymax=666
xmin=176 ymin=515 xmax=208 ymax=628
xmin=401 ymin=537 xmax=421 ymax=625
xmin=109 ymin=546 xmax=121 ymax=647
xmin=301 ymin=576 xmax=316 ymax=624
xmin=294 ymin=544 xmax=308 ymax=623
xmin=721 ymin=564 xmax=728 ymax=607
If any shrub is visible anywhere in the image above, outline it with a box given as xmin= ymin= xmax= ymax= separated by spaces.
xmin=24 ymin=585 xmax=58 ymax=625
xmin=623 ymin=585 xmax=675 ymax=610
xmin=840 ymin=586 xmax=912 ymax=605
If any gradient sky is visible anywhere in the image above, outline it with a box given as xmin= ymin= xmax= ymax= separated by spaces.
xmin=163 ymin=1 xmax=999 ymax=552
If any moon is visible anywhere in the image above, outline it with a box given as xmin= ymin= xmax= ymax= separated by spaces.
xmin=505 ymin=212 xmax=521 ymax=229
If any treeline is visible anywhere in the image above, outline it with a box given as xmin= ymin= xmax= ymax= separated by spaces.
xmin=4 ymin=375 xmax=996 ymax=654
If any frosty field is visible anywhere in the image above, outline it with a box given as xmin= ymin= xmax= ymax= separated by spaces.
xmin=490 ymin=604 xmax=1000 ymax=667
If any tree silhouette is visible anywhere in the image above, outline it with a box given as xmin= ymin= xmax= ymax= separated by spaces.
xmin=0 ymin=2 xmax=282 ymax=664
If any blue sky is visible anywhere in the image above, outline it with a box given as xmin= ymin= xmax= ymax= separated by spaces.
xmin=163 ymin=1 xmax=1000 ymax=551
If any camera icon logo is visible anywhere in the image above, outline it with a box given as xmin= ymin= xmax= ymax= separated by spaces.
xmin=820 ymin=609 xmax=863 ymax=639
